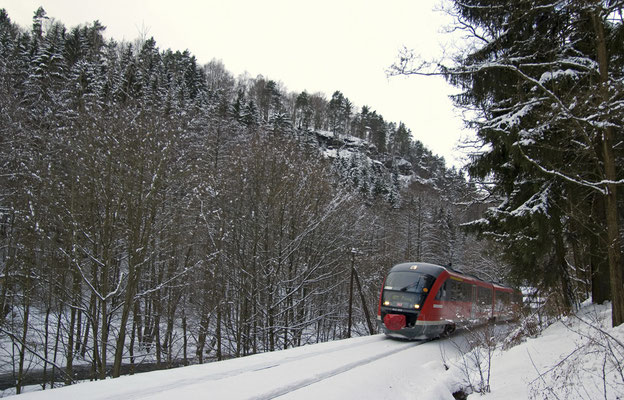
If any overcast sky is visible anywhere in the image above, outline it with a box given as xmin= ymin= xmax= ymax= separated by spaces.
xmin=2 ymin=0 xmax=469 ymax=166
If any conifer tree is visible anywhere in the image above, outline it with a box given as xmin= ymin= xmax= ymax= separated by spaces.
xmin=395 ymin=122 xmax=411 ymax=157
xmin=392 ymin=0 xmax=624 ymax=325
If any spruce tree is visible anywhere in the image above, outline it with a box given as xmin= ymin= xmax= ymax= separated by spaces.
xmin=392 ymin=0 xmax=624 ymax=325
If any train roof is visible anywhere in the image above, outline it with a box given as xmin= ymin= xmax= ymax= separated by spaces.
xmin=389 ymin=262 xmax=448 ymax=278
xmin=389 ymin=262 xmax=516 ymax=291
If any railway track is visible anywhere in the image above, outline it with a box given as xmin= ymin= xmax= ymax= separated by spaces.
xmin=100 ymin=335 xmax=394 ymax=400
xmin=252 ymin=339 xmax=421 ymax=399
xmin=12 ymin=334 xmax=447 ymax=400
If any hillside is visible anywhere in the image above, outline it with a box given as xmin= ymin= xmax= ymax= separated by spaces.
xmin=0 ymin=7 xmax=499 ymax=394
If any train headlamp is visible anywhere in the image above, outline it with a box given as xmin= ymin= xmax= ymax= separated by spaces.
xmin=414 ymin=304 xmax=420 ymax=309
xmin=384 ymin=301 xmax=390 ymax=306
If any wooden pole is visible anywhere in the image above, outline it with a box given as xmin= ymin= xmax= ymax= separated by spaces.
xmin=353 ymin=268 xmax=375 ymax=335
xmin=347 ymin=251 xmax=355 ymax=338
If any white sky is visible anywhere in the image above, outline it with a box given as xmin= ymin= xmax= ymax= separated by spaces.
xmin=1 ymin=0 xmax=469 ymax=166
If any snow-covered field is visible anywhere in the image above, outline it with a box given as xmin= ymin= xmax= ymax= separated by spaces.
xmin=4 ymin=302 xmax=623 ymax=399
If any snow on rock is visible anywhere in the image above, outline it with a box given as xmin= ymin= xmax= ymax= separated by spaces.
xmin=314 ymin=130 xmax=375 ymax=156
xmin=385 ymin=156 xmax=413 ymax=176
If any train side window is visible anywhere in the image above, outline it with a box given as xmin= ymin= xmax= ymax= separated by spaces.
xmin=447 ymin=280 xmax=473 ymax=302
xmin=446 ymin=281 xmax=454 ymax=301
xmin=454 ymin=281 xmax=462 ymax=301
xmin=449 ymin=280 xmax=468 ymax=302
xmin=486 ymin=287 xmax=492 ymax=304
xmin=449 ymin=281 xmax=456 ymax=301
xmin=462 ymin=283 xmax=471 ymax=302
xmin=478 ymin=286 xmax=490 ymax=305
xmin=453 ymin=281 xmax=462 ymax=301
xmin=435 ymin=281 xmax=447 ymax=300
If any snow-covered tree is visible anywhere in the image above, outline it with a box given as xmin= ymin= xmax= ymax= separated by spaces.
xmin=392 ymin=0 xmax=624 ymax=325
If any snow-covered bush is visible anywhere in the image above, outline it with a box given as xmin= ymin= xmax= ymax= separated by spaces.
xmin=441 ymin=322 xmax=519 ymax=396
xmin=528 ymin=303 xmax=624 ymax=400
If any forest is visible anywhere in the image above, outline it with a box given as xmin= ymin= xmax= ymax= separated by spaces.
xmin=0 ymin=6 xmax=494 ymax=393
xmin=1 ymin=0 xmax=623 ymax=394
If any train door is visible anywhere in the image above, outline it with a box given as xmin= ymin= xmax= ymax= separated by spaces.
xmin=470 ymin=285 xmax=477 ymax=320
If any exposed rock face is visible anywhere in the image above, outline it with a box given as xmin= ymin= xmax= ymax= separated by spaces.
xmin=304 ymin=128 xmax=456 ymax=205
xmin=385 ymin=156 xmax=413 ymax=176
xmin=314 ymin=130 xmax=377 ymax=157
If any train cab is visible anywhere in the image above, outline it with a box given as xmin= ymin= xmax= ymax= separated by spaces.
xmin=377 ymin=262 xmax=448 ymax=339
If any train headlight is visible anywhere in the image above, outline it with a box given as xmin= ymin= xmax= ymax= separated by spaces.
xmin=383 ymin=301 xmax=390 ymax=306
xmin=414 ymin=304 xmax=420 ymax=309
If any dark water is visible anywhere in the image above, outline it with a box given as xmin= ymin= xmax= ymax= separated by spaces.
xmin=0 ymin=359 xmax=190 ymax=391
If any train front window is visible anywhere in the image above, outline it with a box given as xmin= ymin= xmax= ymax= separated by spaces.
xmin=384 ymin=271 xmax=434 ymax=293
xmin=382 ymin=272 xmax=435 ymax=310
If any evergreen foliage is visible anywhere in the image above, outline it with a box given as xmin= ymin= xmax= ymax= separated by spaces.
xmin=391 ymin=0 xmax=624 ymax=325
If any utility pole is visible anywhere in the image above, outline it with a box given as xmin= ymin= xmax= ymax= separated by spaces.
xmin=347 ymin=248 xmax=375 ymax=337
xmin=347 ymin=250 xmax=355 ymax=338
xmin=353 ymin=266 xmax=374 ymax=335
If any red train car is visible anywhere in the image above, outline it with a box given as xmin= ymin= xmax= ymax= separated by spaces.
xmin=377 ymin=262 xmax=521 ymax=339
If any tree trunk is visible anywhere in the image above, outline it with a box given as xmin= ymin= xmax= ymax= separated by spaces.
xmin=99 ymin=297 xmax=108 ymax=379
xmin=75 ymin=309 xmax=82 ymax=356
xmin=134 ymin=300 xmax=143 ymax=350
xmin=0 ymin=212 xmax=15 ymax=325
xmin=43 ymin=306 xmax=50 ymax=390
xmin=216 ymin=303 xmax=222 ymax=361
xmin=347 ymin=261 xmax=354 ymax=338
xmin=129 ymin=313 xmax=136 ymax=375
xmin=52 ymin=308 xmax=63 ymax=387
xmin=165 ymin=319 xmax=173 ymax=367
xmin=154 ymin=314 xmax=162 ymax=368
xmin=16 ymin=297 xmax=30 ymax=394
xmin=196 ymin=311 xmax=208 ymax=364
xmin=66 ymin=304 xmax=76 ymax=385
xmin=90 ymin=304 xmax=100 ymax=380
xmin=182 ymin=310 xmax=188 ymax=366
xmin=66 ymin=265 xmax=81 ymax=385
xmin=591 ymin=195 xmax=611 ymax=303
xmin=112 ymin=265 xmax=137 ymax=377
xmin=602 ymin=135 xmax=624 ymax=326
xmin=195 ymin=284 xmax=212 ymax=363
xmin=592 ymin=8 xmax=624 ymax=327
xmin=555 ymin=229 xmax=575 ymax=312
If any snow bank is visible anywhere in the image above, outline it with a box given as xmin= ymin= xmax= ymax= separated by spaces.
xmin=427 ymin=302 xmax=624 ymax=400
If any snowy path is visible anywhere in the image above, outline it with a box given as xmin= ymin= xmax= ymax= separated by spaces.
xmin=10 ymin=334 xmax=466 ymax=399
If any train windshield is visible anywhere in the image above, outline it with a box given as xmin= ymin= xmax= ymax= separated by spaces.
xmin=384 ymin=271 xmax=435 ymax=293
xmin=382 ymin=271 xmax=435 ymax=310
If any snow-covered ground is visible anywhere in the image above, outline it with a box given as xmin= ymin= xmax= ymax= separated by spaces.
xmin=476 ymin=301 xmax=623 ymax=399
xmin=4 ymin=302 xmax=623 ymax=399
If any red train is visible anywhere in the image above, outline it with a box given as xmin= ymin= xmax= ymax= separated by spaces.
xmin=377 ymin=262 xmax=522 ymax=339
